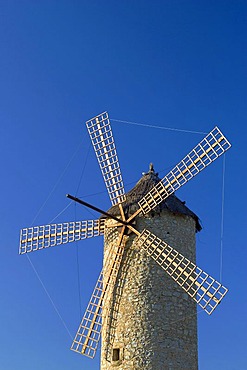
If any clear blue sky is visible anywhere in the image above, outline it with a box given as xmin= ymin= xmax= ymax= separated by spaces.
xmin=1 ymin=1 xmax=246 ymax=369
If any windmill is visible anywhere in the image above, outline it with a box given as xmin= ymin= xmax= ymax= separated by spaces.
xmin=19 ymin=112 xmax=231 ymax=369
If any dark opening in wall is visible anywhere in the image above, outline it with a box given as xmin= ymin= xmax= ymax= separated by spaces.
xmin=112 ymin=348 xmax=120 ymax=361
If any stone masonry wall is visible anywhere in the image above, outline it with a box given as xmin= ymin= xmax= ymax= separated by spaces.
xmin=101 ymin=210 xmax=198 ymax=370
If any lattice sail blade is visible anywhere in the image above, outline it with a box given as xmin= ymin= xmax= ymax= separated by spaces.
xmin=71 ymin=270 xmax=104 ymax=358
xmin=137 ymin=229 xmax=228 ymax=315
xmin=19 ymin=219 xmax=105 ymax=254
xmin=71 ymin=236 xmax=125 ymax=358
xmin=86 ymin=112 xmax=126 ymax=206
xmin=138 ymin=126 xmax=231 ymax=214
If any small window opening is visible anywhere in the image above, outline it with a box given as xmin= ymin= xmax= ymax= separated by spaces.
xmin=112 ymin=348 xmax=120 ymax=361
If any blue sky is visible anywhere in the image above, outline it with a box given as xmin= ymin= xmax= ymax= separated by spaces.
xmin=1 ymin=1 xmax=246 ymax=369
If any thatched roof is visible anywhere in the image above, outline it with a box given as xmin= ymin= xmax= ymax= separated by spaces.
xmin=106 ymin=164 xmax=202 ymax=232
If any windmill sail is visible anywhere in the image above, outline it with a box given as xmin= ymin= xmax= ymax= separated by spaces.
xmin=86 ymin=112 xmax=126 ymax=206
xmin=71 ymin=269 xmax=104 ymax=358
xmin=71 ymin=230 xmax=126 ymax=358
xmin=137 ymin=126 xmax=231 ymax=215
xmin=137 ymin=229 xmax=228 ymax=315
xmin=19 ymin=219 xmax=105 ymax=254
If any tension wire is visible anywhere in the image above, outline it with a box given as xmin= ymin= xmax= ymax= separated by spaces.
xmin=111 ymin=118 xmax=207 ymax=135
xmin=219 ymin=155 xmax=226 ymax=282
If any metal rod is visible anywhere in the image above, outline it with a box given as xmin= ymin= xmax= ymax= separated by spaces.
xmin=66 ymin=194 xmax=128 ymax=226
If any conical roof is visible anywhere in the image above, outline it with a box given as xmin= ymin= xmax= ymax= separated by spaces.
xmin=107 ymin=164 xmax=202 ymax=232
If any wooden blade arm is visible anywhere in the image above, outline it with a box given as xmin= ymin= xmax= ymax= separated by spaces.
xmin=86 ymin=112 xmax=126 ymax=206
xmin=19 ymin=219 xmax=105 ymax=254
xmin=129 ymin=127 xmax=231 ymax=220
xmin=71 ymin=227 xmax=126 ymax=358
xmin=137 ymin=229 xmax=228 ymax=315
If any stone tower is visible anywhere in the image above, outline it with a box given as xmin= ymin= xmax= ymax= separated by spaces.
xmin=101 ymin=165 xmax=201 ymax=370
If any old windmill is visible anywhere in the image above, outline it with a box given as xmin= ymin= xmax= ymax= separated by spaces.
xmin=19 ymin=112 xmax=231 ymax=369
